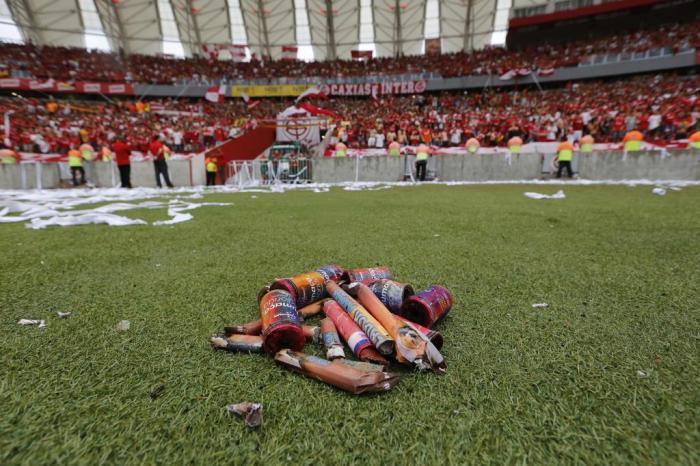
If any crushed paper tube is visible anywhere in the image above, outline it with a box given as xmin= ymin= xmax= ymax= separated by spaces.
xmin=227 ymin=402 xmax=263 ymax=428
xmin=395 ymin=315 xmax=443 ymax=350
xmin=210 ymin=334 xmax=264 ymax=353
xmin=302 ymin=325 xmax=321 ymax=343
xmin=531 ymin=303 xmax=549 ymax=308
xmin=323 ymin=300 xmax=388 ymax=365
xmin=224 ymin=319 xmax=262 ymax=336
xmin=523 ymin=190 xmax=566 ymax=200
xmin=350 ymin=282 xmax=446 ymax=373
xmin=18 ymin=319 xmax=46 ymax=328
xmin=274 ymin=349 xmax=400 ymax=395
xmin=326 ymin=281 xmax=394 ymax=356
xmin=320 ymin=318 xmax=345 ymax=360
xmin=652 ymin=187 xmax=667 ymax=195
xmin=56 ymin=311 xmax=71 ymax=318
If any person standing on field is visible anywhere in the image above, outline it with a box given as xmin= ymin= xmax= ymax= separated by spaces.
xmin=556 ymin=137 xmax=574 ymax=178
xmin=112 ymin=136 xmax=132 ymax=188
xmin=149 ymin=135 xmax=174 ymax=188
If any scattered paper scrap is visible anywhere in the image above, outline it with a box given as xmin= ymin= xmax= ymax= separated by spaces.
xmin=18 ymin=319 xmax=46 ymax=328
xmin=56 ymin=311 xmax=72 ymax=318
xmin=531 ymin=303 xmax=549 ymax=308
xmin=652 ymin=187 xmax=667 ymax=196
xmin=524 ymin=190 xmax=566 ymax=200
xmin=227 ymin=402 xmax=263 ymax=428
xmin=116 ymin=320 xmax=130 ymax=331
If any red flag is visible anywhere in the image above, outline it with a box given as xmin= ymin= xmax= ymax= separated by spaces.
xmin=297 ymin=102 xmax=338 ymax=119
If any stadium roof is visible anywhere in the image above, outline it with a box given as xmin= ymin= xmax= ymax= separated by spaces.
xmin=0 ymin=0 xmax=511 ymax=59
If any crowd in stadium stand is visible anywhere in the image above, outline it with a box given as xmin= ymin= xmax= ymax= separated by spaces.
xmin=0 ymin=20 xmax=697 ymax=84
xmin=0 ymin=72 xmax=697 ymax=155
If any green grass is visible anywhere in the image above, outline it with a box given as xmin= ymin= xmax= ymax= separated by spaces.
xmin=1 ymin=184 xmax=699 ymax=465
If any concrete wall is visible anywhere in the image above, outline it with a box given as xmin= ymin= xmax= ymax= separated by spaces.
xmin=0 ymin=163 xmax=61 ymax=189
xmin=578 ymin=151 xmax=700 ymax=180
xmin=3 ymin=150 xmax=699 ymax=189
xmin=313 ymin=150 xmax=700 ymax=183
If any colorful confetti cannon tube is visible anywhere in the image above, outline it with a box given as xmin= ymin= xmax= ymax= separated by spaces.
xmin=314 ymin=264 xmax=345 ymax=282
xmin=271 ymin=271 xmax=327 ymax=308
xmin=323 ymin=300 xmax=388 ymax=365
xmin=351 ymin=282 xmax=446 ymax=373
xmin=320 ymin=318 xmax=345 ymax=360
xmin=210 ymin=334 xmax=264 ymax=353
xmin=367 ymin=279 xmax=415 ymax=314
xmin=395 ymin=315 xmax=443 ymax=350
xmin=259 ymin=290 xmax=305 ymax=355
xmin=401 ymin=285 xmax=453 ymax=328
xmin=326 ymin=281 xmax=394 ymax=356
xmin=224 ymin=319 xmax=262 ymax=336
xmin=342 ymin=267 xmax=393 ymax=283
xmin=274 ymin=349 xmax=400 ymax=395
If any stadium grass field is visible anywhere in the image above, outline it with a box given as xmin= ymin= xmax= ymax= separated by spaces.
xmin=1 ymin=184 xmax=699 ymax=465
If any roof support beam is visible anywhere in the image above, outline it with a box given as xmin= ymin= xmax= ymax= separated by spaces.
xmin=95 ymin=0 xmax=129 ymax=53
xmin=463 ymin=0 xmax=473 ymax=51
xmin=4 ymin=0 xmax=42 ymax=44
xmin=257 ymin=0 xmax=271 ymax=57
xmin=393 ymin=0 xmax=401 ymax=57
xmin=323 ymin=0 xmax=335 ymax=59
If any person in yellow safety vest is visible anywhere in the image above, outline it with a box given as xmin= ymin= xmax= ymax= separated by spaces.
xmin=507 ymin=136 xmax=523 ymax=154
xmin=79 ymin=143 xmax=95 ymax=161
xmin=206 ymin=157 xmax=218 ymax=186
xmin=0 ymin=148 xmax=19 ymax=164
xmin=67 ymin=147 xmax=85 ymax=186
xmin=689 ymin=131 xmax=700 ymax=149
xmin=555 ymin=137 xmax=574 ymax=178
xmin=622 ymin=130 xmax=643 ymax=152
xmin=415 ymin=143 xmax=430 ymax=182
xmin=579 ymin=134 xmax=594 ymax=153
xmin=335 ymin=142 xmax=347 ymax=157
xmin=101 ymin=145 xmax=114 ymax=162
xmin=465 ymin=137 xmax=480 ymax=154
xmin=388 ymin=141 xmax=401 ymax=156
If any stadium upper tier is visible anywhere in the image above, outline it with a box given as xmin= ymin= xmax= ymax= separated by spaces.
xmin=1 ymin=72 xmax=696 ymax=155
xmin=0 ymin=20 xmax=697 ymax=85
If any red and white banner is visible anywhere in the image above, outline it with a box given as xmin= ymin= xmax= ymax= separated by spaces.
xmin=281 ymin=46 xmax=298 ymax=60
xmin=320 ymin=80 xmax=426 ymax=97
xmin=205 ymin=85 xmax=227 ymax=103
xmin=351 ymin=50 xmax=373 ymax=60
xmin=538 ymin=67 xmax=555 ymax=76
xmin=201 ymin=44 xmax=247 ymax=62
xmin=0 ymin=78 xmax=134 ymax=95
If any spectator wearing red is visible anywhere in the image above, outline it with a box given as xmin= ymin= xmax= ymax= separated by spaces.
xmin=112 ymin=135 xmax=132 ymax=188
xmin=149 ymin=135 xmax=174 ymax=188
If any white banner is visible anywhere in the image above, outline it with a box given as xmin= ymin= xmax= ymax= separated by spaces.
xmin=275 ymin=116 xmax=322 ymax=146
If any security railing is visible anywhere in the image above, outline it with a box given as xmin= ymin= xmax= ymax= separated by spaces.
xmin=226 ymin=158 xmax=313 ymax=186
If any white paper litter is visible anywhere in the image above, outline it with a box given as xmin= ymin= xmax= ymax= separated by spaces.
xmin=531 ymin=303 xmax=549 ymax=308
xmin=524 ymin=190 xmax=566 ymax=200
xmin=0 ymin=187 xmax=231 ymax=229
xmin=18 ymin=319 xmax=46 ymax=327
xmin=116 ymin=320 xmax=130 ymax=331
xmin=652 ymin=187 xmax=667 ymax=196
xmin=57 ymin=311 xmax=71 ymax=318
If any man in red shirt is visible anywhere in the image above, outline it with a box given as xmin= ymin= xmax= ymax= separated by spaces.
xmin=111 ymin=135 xmax=132 ymax=188
xmin=149 ymin=135 xmax=174 ymax=188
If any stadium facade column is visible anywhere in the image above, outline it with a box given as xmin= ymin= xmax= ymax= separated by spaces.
xmin=5 ymin=0 xmax=43 ymax=45
xmin=257 ymin=0 xmax=272 ymax=58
